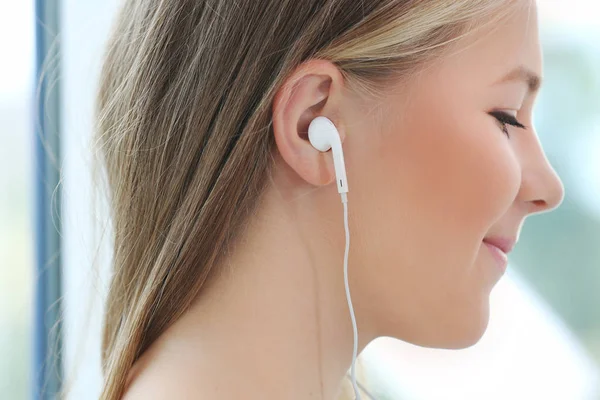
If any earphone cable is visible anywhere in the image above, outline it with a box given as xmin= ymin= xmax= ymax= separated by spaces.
xmin=341 ymin=193 xmax=361 ymax=400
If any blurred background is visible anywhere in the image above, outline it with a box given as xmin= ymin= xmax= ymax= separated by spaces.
xmin=1 ymin=1 xmax=598 ymax=399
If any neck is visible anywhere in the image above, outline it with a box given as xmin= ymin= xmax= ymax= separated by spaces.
xmin=173 ymin=183 xmax=371 ymax=399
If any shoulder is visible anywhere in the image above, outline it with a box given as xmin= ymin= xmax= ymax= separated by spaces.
xmin=121 ymin=346 xmax=207 ymax=400
xmin=122 ymin=364 xmax=205 ymax=400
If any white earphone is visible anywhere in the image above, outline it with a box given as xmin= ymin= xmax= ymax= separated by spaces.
xmin=308 ymin=116 xmax=349 ymax=197
xmin=308 ymin=116 xmax=364 ymax=400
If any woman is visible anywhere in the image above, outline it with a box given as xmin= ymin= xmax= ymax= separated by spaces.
xmin=93 ymin=0 xmax=564 ymax=399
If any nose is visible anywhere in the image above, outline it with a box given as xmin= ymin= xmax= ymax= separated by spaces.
xmin=517 ymin=133 xmax=565 ymax=215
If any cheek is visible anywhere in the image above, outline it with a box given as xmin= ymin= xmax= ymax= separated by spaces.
xmin=410 ymin=118 xmax=520 ymax=235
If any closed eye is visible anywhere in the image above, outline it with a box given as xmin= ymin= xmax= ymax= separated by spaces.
xmin=488 ymin=110 xmax=527 ymax=138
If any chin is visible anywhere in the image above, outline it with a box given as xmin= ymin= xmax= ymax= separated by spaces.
xmin=435 ymin=300 xmax=492 ymax=350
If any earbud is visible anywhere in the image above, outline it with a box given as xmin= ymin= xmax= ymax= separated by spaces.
xmin=308 ymin=116 xmax=348 ymax=195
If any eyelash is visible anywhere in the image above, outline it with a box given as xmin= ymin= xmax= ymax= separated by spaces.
xmin=488 ymin=110 xmax=527 ymax=138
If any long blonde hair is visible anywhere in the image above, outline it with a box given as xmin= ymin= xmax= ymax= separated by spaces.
xmin=89 ymin=1 xmax=520 ymax=399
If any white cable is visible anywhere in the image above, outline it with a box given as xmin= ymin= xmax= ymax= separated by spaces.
xmin=340 ymin=192 xmax=361 ymax=400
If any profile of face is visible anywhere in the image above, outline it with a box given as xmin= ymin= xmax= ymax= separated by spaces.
xmin=273 ymin=0 xmax=564 ymax=351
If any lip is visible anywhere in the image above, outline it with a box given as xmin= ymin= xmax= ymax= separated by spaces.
xmin=483 ymin=241 xmax=508 ymax=272
xmin=482 ymin=236 xmax=516 ymax=254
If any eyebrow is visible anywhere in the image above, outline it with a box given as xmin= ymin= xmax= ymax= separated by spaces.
xmin=496 ymin=65 xmax=542 ymax=95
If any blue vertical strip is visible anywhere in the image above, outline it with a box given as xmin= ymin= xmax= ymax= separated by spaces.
xmin=32 ymin=1 xmax=46 ymax=396
xmin=33 ymin=0 xmax=62 ymax=399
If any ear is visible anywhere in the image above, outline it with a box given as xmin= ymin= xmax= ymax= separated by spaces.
xmin=272 ymin=59 xmax=347 ymax=190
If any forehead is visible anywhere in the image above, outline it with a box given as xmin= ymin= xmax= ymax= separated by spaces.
xmin=410 ymin=0 xmax=543 ymax=95
xmin=453 ymin=1 xmax=541 ymax=80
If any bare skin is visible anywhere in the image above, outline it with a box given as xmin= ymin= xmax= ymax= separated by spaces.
xmin=123 ymin=1 xmax=564 ymax=399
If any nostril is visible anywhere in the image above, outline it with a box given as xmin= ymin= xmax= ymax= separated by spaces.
xmin=528 ymin=199 xmax=549 ymax=214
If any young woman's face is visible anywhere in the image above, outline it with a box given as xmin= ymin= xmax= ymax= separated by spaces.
xmin=345 ymin=0 xmax=564 ymax=348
